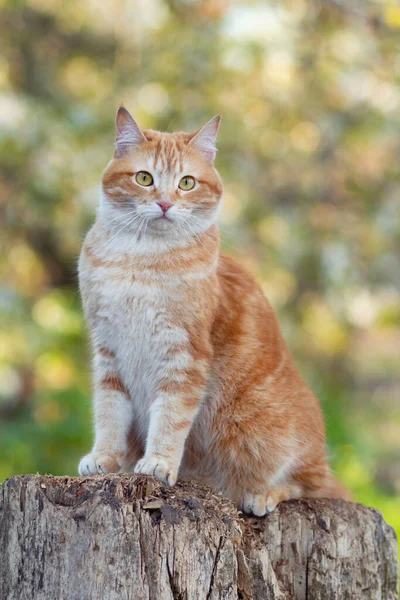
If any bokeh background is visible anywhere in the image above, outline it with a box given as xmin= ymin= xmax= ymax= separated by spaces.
xmin=1 ymin=0 xmax=399 ymax=543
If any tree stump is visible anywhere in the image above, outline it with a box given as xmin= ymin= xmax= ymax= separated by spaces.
xmin=0 ymin=474 xmax=397 ymax=599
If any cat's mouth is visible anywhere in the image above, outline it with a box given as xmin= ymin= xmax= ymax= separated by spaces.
xmin=154 ymin=214 xmax=173 ymax=222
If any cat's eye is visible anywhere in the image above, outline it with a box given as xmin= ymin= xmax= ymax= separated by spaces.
xmin=135 ymin=171 xmax=153 ymax=187
xmin=178 ymin=176 xmax=195 ymax=191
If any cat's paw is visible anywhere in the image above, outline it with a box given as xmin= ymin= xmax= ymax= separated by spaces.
xmin=240 ymin=492 xmax=269 ymax=517
xmin=134 ymin=455 xmax=177 ymax=486
xmin=240 ymin=484 xmax=301 ymax=516
xmin=78 ymin=452 xmax=122 ymax=476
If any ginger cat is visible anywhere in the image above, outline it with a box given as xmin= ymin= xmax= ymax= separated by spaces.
xmin=78 ymin=106 xmax=349 ymax=515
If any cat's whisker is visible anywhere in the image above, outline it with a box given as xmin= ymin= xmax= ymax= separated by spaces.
xmin=108 ymin=215 xmax=141 ymax=241
xmin=141 ymin=216 xmax=150 ymax=241
xmin=219 ymin=239 xmax=244 ymax=253
xmin=187 ymin=214 xmax=244 ymax=253
xmin=190 ymin=208 xmax=233 ymax=235
xmin=135 ymin=217 xmax=147 ymax=242
xmin=131 ymin=214 xmax=149 ymax=246
xmin=105 ymin=212 xmax=144 ymax=246
xmin=181 ymin=219 xmax=215 ymax=260
xmin=106 ymin=209 xmax=141 ymax=229
xmin=107 ymin=211 xmax=138 ymax=226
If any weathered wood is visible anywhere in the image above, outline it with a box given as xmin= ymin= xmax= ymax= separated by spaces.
xmin=0 ymin=474 xmax=397 ymax=599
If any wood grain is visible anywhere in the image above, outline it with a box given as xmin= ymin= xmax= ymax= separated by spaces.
xmin=0 ymin=474 xmax=397 ymax=599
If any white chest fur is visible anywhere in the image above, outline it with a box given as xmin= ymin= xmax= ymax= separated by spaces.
xmin=82 ymin=257 xmax=190 ymax=431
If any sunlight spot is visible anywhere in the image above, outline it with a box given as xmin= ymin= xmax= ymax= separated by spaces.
xmin=35 ymin=353 xmax=75 ymax=390
xmin=138 ymin=83 xmax=169 ymax=116
xmin=290 ymin=121 xmax=321 ymax=153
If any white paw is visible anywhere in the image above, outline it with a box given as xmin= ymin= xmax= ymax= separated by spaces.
xmin=134 ymin=455 xmax=177 ymax=486
xmin=266 ymin=493 xmax=279 ymax=513
xmin=78 ymin=452 xmax=122 ymax=476
xmin=240 ymin=492 xmax=269 ymax=517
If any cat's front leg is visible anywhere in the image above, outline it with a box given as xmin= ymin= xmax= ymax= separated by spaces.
xmin=78 ymin=347 xmax=132 ymax=476
xmin=134 ymin=357 xmax=209 ymax=486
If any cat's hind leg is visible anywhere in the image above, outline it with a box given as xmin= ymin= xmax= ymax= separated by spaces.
xmin=239 ymin=472 xmax=351 ymax=516
xmin=240 ymin=483 xmax=303 ymax=516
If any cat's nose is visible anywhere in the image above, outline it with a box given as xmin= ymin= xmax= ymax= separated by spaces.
xmin=157 ymin=201 xmax=173 ymax=213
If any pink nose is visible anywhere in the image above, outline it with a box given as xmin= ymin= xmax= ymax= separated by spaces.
xmin=157 ymin=201 xmax=173 ymax=213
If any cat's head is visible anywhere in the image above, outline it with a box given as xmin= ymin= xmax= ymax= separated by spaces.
xmin=100 ymin=106 xmax=223 ymax=245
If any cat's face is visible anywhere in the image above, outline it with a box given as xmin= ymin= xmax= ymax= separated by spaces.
xmin=100 ymin=107 xmax=223 ymax=243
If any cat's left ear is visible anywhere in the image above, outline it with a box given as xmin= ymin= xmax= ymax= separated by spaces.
xmin=188 ymin=115 xmax=221 ymax=163
xmin=115 ymin=106 xmax=147 ymax=157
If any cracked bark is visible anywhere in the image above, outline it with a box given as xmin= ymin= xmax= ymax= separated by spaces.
xmin=0 ymin=474 xmax=397 ymax=600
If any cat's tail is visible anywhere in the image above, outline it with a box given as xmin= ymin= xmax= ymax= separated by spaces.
xmin=310 ymin=473 xmax=352 ymax=501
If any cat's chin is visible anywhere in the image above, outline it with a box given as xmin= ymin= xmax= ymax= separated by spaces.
xmin=149 ymin=216 xmax=176 ymax=232
xmin=143 ymin=216 xmax=192 ymax=242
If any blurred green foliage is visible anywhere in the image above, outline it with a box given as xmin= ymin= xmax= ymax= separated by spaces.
xmin=0 ymin=0 xmax=399 ymax=545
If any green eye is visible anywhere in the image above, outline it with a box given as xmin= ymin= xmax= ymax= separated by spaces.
xmin=135 ymin=171 xmax=153 ymax=187
xmin=178 ymin=176 xmax=195 ymax=191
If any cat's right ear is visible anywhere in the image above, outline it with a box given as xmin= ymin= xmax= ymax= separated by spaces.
xmin=115 ymin=106 xmax=147 ymax=157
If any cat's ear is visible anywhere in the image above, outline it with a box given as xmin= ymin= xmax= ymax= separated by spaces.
xmin=188 ymin=114 xmax=221 ymax=163
xmin=115 ymin=106 xmax=147 ymax=157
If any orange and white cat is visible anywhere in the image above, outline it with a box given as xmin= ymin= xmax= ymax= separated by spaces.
xmin=78 ymin=106 xmax=349 ymax=515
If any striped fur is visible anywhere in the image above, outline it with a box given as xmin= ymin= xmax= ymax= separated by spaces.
xmin=78 ymin=108 xmax=350 ymax=515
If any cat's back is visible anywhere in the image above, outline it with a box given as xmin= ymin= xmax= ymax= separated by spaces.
xmin=211 ymin=252 xmax=323 ymax=430
xmin=214 ymin=252 xmax=281 ymax=349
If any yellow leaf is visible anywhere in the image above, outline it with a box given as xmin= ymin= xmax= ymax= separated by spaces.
xmin=384 ymin=6 xmax=400 ymax=29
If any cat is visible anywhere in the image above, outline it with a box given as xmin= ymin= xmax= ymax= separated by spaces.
xmin=78 ymin=106 xmax=350 ymax=515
